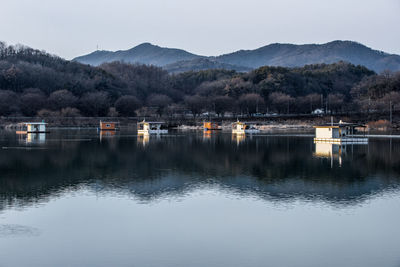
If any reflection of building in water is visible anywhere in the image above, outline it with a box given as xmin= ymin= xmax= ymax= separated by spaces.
xmin=232 ymin=133 xmax=246 ymax=145
xmin=203 ymin=130 xmax=212 ymax=140
xmin=314 ymin=139 xmax=369 ymax=168
xmin=16 ymin=121 xmax=48 ymax=145
xmin=315 ymin=142 xmax=345 ymax=157
xmin=137 ymin=133 xmax=150 ymax=147
xmin=314 ymin=142 xmax=345 ymax=168
xmin=314 ymin=142 xmax=345 ymax=166
xmin=19 ymin=133 xmax=46 ymax=145
xmin=99 ymin=130 xmax=116 ymax=141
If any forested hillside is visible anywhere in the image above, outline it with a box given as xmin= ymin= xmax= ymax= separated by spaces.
xmin=1 ymin=42 xmax=399 ymax=118
xmin=163 ymin=58 xmax=251 ymax=73
xmin=216 ymin=41 xmax=400 ymax=73
xmin=74 ymin=42 xmax=200 ymax=66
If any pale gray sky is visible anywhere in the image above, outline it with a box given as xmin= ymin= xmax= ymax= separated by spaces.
xmin=0 ymin=0 xmax=399 ymax=59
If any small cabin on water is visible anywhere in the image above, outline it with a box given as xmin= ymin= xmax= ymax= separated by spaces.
xmin=99 ymin=121 xmax=119 ymax=131
xmin=232 ymin=120 xmax=259 ymax=134
xmin=137 ymin=120 xmax=168 ymax=134
xmin=314 ymin=121 xmax=367 ymax=143
xmin=203 ymin=122 xmax=220 ymax=131
xmin=16 ymin=122 xmax=48 ymax=134
xmin=232 ymin=121 xmax=246 ymax=134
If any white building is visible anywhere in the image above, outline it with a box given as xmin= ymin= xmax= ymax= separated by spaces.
xmin=232 ymin=120 xmax=259 ymax=134
xmin=137 ymin=120 xmax=168 ymax=134
xmin=16 ymin=121 xmax=47 ymax=134
xmin=313 ymin=121 xmax=367 ymax=144
xmin=26 ymin=122 xmax=47 ymax=133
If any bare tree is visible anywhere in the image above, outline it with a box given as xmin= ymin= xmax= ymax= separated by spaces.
xmin=238 ymin=93 xmax=265 ymax=116
xmin=37 ymin=109 xmax=60 ymax=117
xmin=195 ymin=80 xmax=227 ymax=97
xmin=114 ymin=95 xmax=141 ymax=117
xmin=184 ymin=95 xmax=207 ymax=118
xmin=107 ymin=107 xmax=119 ymax=117
xmin=213 ymin=95 xmax=234 ymax=117
xmin=47 ymin=90 xmax=78 ymax=110
xmin=0 ymin=90 xmax=19 ymax=115
xmin=269 ymin=92 xmax=293 ymax=114
xmin=225 ymin=77 xmax=253 ymax=98
xmin=60 ymin=107 xmax=81 ymax=117
xmin=79 ymin=91 xmax=110 ymax=117
xmin=146 ymin=94 xmax=172 ymax=117
xmin=20 ymin=88 xmax=46 ymax=116
xmin=305 ymin=93 xmax=321 ymax=112
xmin=327 ymin=93 xmax=344 ymax=114
xmin=165 ymin=103 xmax=185 ymax=118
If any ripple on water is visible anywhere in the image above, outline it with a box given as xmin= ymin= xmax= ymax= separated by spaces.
xmin=0 ymin=224 xmax=41 ymax=237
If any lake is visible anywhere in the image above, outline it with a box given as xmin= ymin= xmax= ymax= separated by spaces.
xmin=0 ymin=129 xmax=400 ymax=267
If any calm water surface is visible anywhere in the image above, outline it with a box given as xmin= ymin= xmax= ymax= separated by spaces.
xmin=0 ymin=129 xmax=400 ymax=267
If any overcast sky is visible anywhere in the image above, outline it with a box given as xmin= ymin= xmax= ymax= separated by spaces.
xmin=0 ymin=0 xmax=399 ymax=59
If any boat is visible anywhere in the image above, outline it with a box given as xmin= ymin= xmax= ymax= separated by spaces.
xmin=137 ymin=120 xmax=168 ymax=134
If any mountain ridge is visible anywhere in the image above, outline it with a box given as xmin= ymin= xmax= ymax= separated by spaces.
xmin=74 ymin=42 xmax=201 ymax=67
xmin=73 ymin=41 xmax=400 ymax=73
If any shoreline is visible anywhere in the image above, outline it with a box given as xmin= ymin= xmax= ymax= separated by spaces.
xmin=1 ymin=116 xmax=399 ymax=133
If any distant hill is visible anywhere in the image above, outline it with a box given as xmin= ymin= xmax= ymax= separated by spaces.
xmin=73 ymin=42 xmax=201 ymax=66
xmin=216 ymin=41 xmax=400 ymax=73
xmin=74 ymin=41 xmax=400 ymax=73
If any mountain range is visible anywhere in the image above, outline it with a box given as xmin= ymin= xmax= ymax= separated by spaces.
xmin=73 ymin=41 xmax=400 ymax=73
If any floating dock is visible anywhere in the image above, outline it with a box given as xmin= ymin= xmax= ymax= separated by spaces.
xmin=314 ymin=137 xmax=368 ymax=144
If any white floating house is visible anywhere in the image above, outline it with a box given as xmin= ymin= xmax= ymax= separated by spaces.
xmin=137 ymin=120 xmax=168 ymax=134
xmin=232 ymin=120 xmax=259 ymax=134
xmin=313 ymin=121 xmax=367 ymax=144
xmin=16 ymin=121 xmax=48 ymax=134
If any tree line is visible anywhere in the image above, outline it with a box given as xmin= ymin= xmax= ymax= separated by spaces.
xmin=0 ymin=41 xmax=399 ymax=118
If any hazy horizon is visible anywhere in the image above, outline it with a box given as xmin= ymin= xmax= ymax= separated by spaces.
xmin=0 ymin=0 xmax=399 ymax=59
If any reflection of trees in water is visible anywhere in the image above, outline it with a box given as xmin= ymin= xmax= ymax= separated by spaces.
xmin=0 ymin=134 xmax=400 ymax=210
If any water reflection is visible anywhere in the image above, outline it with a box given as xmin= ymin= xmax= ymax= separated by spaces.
xmin=1 ymin=131 xmax=400 ymax=210
xmin=203 ymin=130 xmax=212 ymax=140
xmin=1 ymin=130 xmax=400 ymax=267
xmin=18 ymin=133 xmax=46 ymax=145
xmin=99 ymin=130 xmax=117 ymax=141
xmin=136 ymin=133 xmax=165 ymax=147
xmin=314 ymin=142 xmax=349 ymax=167
xmin=137 ymin=133 xmax=150 ymax=146
xmin=0 ymin=224 xmax=41 ymax=237
xmin=232 ymin=133 xmax=246 ymax=145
